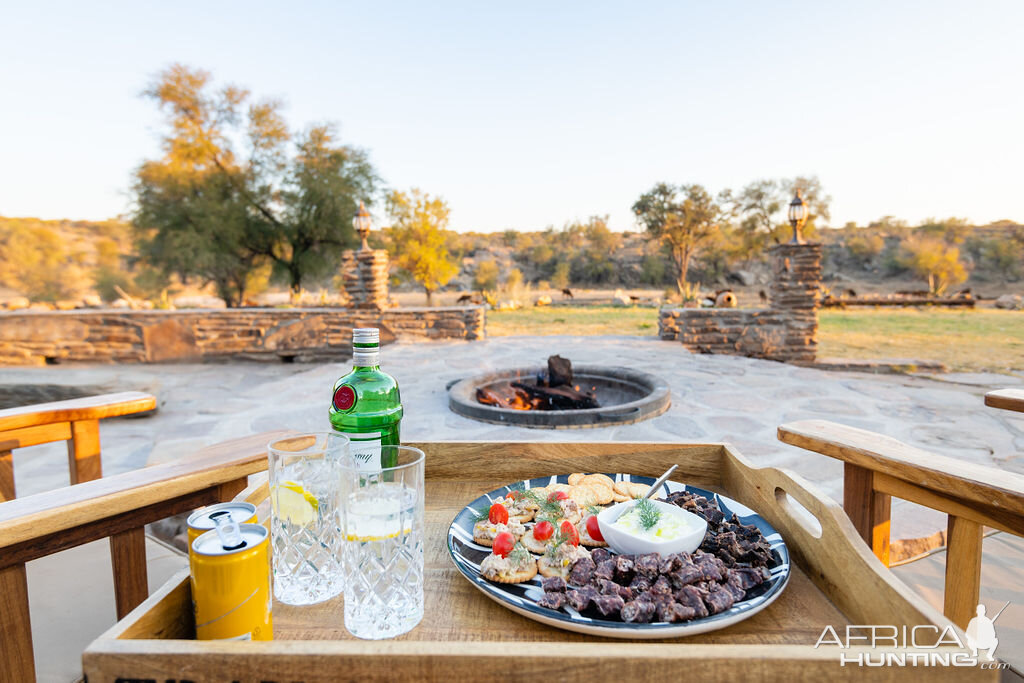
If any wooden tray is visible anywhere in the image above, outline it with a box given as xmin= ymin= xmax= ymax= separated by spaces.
xmin=84 ymin=441 xmax=983 ymax=682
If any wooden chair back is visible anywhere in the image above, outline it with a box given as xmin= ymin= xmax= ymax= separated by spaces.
xmin=0 ymin=391 xmax=156 ymax=501
xmin=778 ymin=410 xmax=1024 ymax=630
xmin=0 ymin=430 xmax=281 ymax=683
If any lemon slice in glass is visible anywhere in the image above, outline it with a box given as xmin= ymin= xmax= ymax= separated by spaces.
xmin=272 ymin=482 xmax=318 ymax=525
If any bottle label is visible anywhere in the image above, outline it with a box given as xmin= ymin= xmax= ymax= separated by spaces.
xmin=333 ymin=385 xmax=356 ymax=411
xmin=349 ymin=431 xmax=383 ymax=470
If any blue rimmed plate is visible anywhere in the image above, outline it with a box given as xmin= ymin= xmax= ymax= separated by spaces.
xmin=446 ymin=473 xmax=790 ymax=639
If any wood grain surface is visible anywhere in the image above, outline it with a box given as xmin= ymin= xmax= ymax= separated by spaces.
xmin=83 ymin=440 xmax=978 ymax=682
xmin=777 ymin=420 xmax=1024 ymax=516
xmin=985 ymin=389 xmax=1024 ymax=414
xmin=0 ymin=431 xmax=285 ymax=550
xmin=0 ymin=392 xmax=156 ymax=432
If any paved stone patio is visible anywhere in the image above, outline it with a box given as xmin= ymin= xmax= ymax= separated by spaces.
xmin=6 ymin=335 xmax=1024 ymax=539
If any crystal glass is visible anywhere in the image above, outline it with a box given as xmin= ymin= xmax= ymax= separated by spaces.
xmin=339 ymin=445 xmax=425 ymax=639
xmin=267 ymin=432 xmax=349 ymax=605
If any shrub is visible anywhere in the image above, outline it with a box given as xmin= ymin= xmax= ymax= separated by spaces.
xmin=641 ymin=253 xmax=667 ymax=285
xmin=847 ymin=233 xmax=885 ymax=262
xmin=550 ymin=261 xmax=571 ymax=289
xmin=504 ymin=268 xmax=523 ymax=290
xmin=474 ymin=260 xmax=499 ymax=291
xmin=896 ymin=236 xmax=967 ymax=295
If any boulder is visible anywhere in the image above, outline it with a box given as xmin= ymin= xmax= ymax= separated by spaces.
xmin=4 ymin=296 xmax=30 ymax=311
xmin=55 ymin=300 xmax=77 ymax=311
xmin=995 ymin=294 xmax=1023 ymax=310
xmin=612 ymin=289 xmax=632 ymax=306
xmin=727 ymin=270 xmax=756 ymax=287
xmin=81 ymin=294 xmax=103 ymax=308
xmin=112 ymin=298 xmax=131 ymax=309
xmin=535 ymin=295 xmax=552 ymax=307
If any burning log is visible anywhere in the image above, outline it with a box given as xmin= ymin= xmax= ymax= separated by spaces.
xmin=476 ymin=385 xmax=539 ymax=410
xmin=476 ymin=355 xmax=601 ymax=411
xmin=546 ymin=354 xmax=573 ymax=387
xmin=511 ymin=381 xmax=599 ymax=410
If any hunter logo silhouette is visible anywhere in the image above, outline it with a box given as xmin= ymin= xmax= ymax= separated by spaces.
xmin=966 ymin=601 xmax=1008 ymax=661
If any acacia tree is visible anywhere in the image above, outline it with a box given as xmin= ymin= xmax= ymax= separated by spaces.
xmin=632 ymin=183 xmax=731 ymax=293
xmin=387 ymin=189 xmax=458 ymax=304
xmin=734 ymin=176 xmax=831 ymax=249
xmin=898 ymin=236 xmax=967 ymax=295
xmin=131 ymin=64 xmax=378 ymax=305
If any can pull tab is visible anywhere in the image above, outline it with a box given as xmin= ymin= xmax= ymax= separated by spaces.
xmin=210 ymin=510 xmax=246 ymax=551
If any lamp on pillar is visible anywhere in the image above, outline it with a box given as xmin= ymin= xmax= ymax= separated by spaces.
xmin=787 ymin=190 xmax=808 ymax=244
xmin=353 ymin=201 xmax=372 ymax=251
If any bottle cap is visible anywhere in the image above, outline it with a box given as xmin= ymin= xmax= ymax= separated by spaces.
xmin=353 ymin=328 xmax=379 ymax=347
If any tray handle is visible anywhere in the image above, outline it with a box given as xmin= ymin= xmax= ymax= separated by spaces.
xmin=719 ymin=444 xmax=948 ymax=632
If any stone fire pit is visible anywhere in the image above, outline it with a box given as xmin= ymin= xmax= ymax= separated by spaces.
xmin=447 ymin=365 xmax=670 ymax=429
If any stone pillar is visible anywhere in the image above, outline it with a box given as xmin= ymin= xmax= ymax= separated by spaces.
xmin=341 ymin=249 xmax=390 ymax=310
xmin=768 ymin=243 xmax=822 ymax=361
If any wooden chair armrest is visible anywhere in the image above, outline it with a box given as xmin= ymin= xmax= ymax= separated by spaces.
xmin=779 ymin=419 xmax=1024 ymax=629
xmin=777 ymin=419 xmax=1024 ymax=517
xmin=0 ymin=391 xmax=157 ymax=432
xmin=985 ymin=389 xmax=1024 ymax=414
xmin=0 ymin=430 xmax=285 ymax=558
xmin=0 ymin=430 xmax=285 ymax=681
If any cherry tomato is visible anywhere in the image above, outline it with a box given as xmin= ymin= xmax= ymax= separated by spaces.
xmin=547 ymin=490 xmax=568 ymax=503
xmin=489 ymin=503 xmax=509 ymax=525
xmin=507 ymin=490 xmax=523 ymax=501
xmin=533 ymin=520 xmax=555 ymax=541
xmin=560 ymin=519 xmax=580 ymax=546
xmin=492 ymin=531 xmax=515 ymax=558
xmin=585 ymin=515 xmax=605 ymax=542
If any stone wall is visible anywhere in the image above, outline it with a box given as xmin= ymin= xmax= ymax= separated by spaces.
xmin=659 ymin=243 xmax=822 ymax=362
xmin=0 ymin=306 xmax=486 ymax=366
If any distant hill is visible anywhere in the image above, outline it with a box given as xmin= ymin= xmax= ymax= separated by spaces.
xmin=2 ymin=215 xmax=1021 ymax=304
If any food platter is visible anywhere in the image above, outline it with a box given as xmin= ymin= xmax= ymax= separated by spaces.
xmin=446 ymin=473 xmax=790 ymax=638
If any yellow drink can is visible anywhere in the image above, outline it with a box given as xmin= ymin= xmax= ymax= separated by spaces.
xmin=187 ymin=502 xmax=258 ymax=548
xmin=190 ymin=522 xmax=273 ymax=640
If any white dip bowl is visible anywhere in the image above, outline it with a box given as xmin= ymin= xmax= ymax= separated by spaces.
xmin=596 ymin=499 xmax=708 ymax=556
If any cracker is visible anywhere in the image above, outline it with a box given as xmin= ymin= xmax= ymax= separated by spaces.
xmin=537 ymin=557 xmax=569 ymax=579
xmin=473 ymin=533 xmax=494 ymax=547
xmin=567 ymin=473 xmax=585 ymax=485
xmin=577 ymin=518 xmax=608 ymax=547
xmin=613 ymin=481 xmax=650 ymax=499
xmin=611 ymin=491 xmax=631 ymax=502
xmin=568 ymin=484 xmax=599 ymax=507
xmin=484 ymin=562 xmax=538 ymax=584
xmin=520 ymin=528 xmax=549 ymax=554
xmin=586 ymin=483 xmax=613 ymax=505
xmin=581 ymin=473 xmax=615 ymax=490
xmin=511 ymin=511 xmax=534 ymax=524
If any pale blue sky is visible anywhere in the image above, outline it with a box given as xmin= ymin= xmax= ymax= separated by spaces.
xmin=2 ymin=1 xmax=1022 ymax=231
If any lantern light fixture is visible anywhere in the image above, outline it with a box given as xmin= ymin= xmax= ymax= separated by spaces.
xmin=787 ymin=190 xmax=808 ymax=244
xmin=353 ymin=201 xmax=372 ymax=251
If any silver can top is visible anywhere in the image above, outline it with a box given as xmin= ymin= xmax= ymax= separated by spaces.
xmin=187 ymin=502 xmax=257 ymax=532
xmin=192 ymin=523 xmax=268 ymax=557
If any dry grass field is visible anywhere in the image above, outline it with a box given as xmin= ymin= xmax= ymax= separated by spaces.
xmin=487 ymin=306 xmax=1024 ymax=374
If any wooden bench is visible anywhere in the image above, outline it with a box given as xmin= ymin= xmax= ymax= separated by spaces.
xmin=778 ymin=416 xmax=1024 ymax=630
xmin=0 ymin=391 xmax=157 ymax=501
xmin=0 ymin=430 xmax=282 ymax=683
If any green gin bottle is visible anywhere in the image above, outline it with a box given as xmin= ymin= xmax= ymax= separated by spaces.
xmin=329 ymin=328 xmax=403 ymax=468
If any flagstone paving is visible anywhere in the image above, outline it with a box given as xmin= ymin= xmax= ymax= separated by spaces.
xmin=5 ymin=335 xmax=1023 ymax=539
